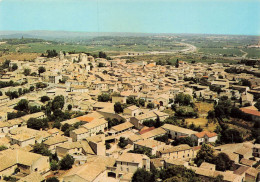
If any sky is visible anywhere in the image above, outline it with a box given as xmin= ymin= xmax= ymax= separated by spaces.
xmin=0 ymin=0 xmax=259 ymax=35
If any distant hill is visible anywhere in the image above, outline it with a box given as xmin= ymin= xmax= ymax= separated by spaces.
xmin=0 ymin=30 xmax=159 ymax=41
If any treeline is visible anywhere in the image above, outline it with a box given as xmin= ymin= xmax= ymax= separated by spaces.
xmin=1 ymin=38 xmax=46 ymax=45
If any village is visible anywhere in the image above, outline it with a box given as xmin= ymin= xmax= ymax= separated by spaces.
xmin=0 ymin=51 xmax=259 ymax=182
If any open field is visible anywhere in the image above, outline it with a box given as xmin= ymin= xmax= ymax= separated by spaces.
xmin=186 ymin=118 xmax=217 ymax=132
xmin=195 ymin=102 xmax=214 ymax=115
xmin=0 ymin=52 xmax=40 ymax=62
xmin=242 ymin=48 xmax=260 ymax=59
xmin=198 ymin=48 xmax=244 ymax=57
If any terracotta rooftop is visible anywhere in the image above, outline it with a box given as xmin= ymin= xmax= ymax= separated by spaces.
xmin=194 ymin=131 xmax=218 ymax=138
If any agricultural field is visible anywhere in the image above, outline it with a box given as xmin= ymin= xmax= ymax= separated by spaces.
xmin=195 ymin=102 xmax=214 ymax=115
xmin=185 ymin=118 xmax=217 ymax=132
xmin=198 ymin=48 xmax=244 ymax=57
xmin=0 ymin=52 xmax=40 ymax=62
xmin=242 ymin=48 xmax=260 ymax=59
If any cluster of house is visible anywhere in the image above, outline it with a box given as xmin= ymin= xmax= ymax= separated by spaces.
xmin=0 ymin=52 xmax=259 ymax=181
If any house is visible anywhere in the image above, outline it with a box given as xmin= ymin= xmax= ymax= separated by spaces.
xmin=134 ymin=139 xmax=166 ymax=155
xmin=234 ymin=166 xmax=259 ymax=182
xmin=123 ymin=105 xmax=141 ymax=117
xmin=191 ymin=166 xmax=243 ymax=182
xmin=86 ymin=134 xmax=106 ymax=156
xmin=43 ymin=135 xmax=69 ymax=153
xmin=158 ymin=144 xmax=194 ymax=159
xmin=70 ymin=128 xmax=89 ymax=142
xmin=153 ymin=110 xmax=169 ymax=121
xmin=0 ymin=149 xmax=50 ymax=179
xmin=63 ymin=155 xmax=116 ymax=182
xmin=9 ymin=127 xmax=51 ymax=143
xmin=70 ymin=119 xmax=108 ymax=142
xmin=81 ymin=118 xmax=108 ymax=136
xmin=240 ymin=106 xmax=260 ymax=122
xmin=116 ymin=153 xmax=150 ymax=173
xmin=0 ymin=112 xmax=7 ymax=122
xmin=252 ymin=144 xmax=260 ymax=157
xmin=62 ymin=162 xmax=107 ymax=182
xmin=199 ymin=162 xmax=216 ymax=171
xmin=234 ymin=146 xmax=252 ymax=161
xmin=161 ymin=124 xmax=197 ymax=139
xmin=191 ymin=131 xmax=218 ymax=145
xmin=10 ymin=133 xmax=35 ymax=147
xmin=140 ymin=127 xmax=167 ymax=140
xmin=17 ymin=172 xmax=44 ymax=182
xmin=20 ymin=112 xmax=46 ymax=122
xmin=109 ymin=121 xmax=134 ymax=135
xmin=56 ymin=141 xmax=95 ymax=159
xmin=164 ymin=158 xmax=189 ymax=168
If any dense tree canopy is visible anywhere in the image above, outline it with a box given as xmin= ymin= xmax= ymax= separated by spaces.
xmin=215 ymin=153 xmax=232 ymax=171
xmin=59 ymin=154 xmax=74 ymax=170
xmin=194 ymin=144 xmax=215 ymax=166
xmin=38 ymin=66 xmax=46 ymax=75
xmin=98 ymin=93 xmax=110 ymax=102
xmin=132 ymin=168 xmax=155 ymax=182
xmin=114 ymin=102 xmax=123 ymax=113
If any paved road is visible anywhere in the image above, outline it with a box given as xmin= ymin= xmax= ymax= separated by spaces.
xmin=110 ymin=42 xmax=197 ymax=58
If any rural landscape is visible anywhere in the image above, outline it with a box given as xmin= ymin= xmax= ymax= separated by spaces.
xmin=0 ymin=0 xmax=260 ymax=182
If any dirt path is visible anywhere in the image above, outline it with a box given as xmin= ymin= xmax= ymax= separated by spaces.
xmin=110 ymin=42 xmax=197 ymax=58
xmin=240 ymin=49 xmax=248 ymax=58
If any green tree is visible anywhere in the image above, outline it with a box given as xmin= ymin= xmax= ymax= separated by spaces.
xmin=0 ymin=145 xmax=8 ymax=151
xmin=147 ymin=103 xmax=154 ymax=109
xmin=53 ymin=121 xmax=61 ymax=129
xmin=12 ymin=63 xmax=18 ymax=71
xmin=2 ymin=60 xmax=10 ymax=69
xmin=59 ymin=154 xmax=74 ymax=170
xmin=50 ymin=160 xmax=59 ymax=171
xmin=41 ymin=96 xmax=50 ymax=103
xmin=61 ymin=123 xmax=70 ymax=132
xmin=29 ymin=85 xmax=35 ymax=91
xmin=32 ymin=143 xmax=51 ymax=156
xmin=194 ymin=144 xmax=215 ymax=166
xmin=106 ymin=142 xmax=111 ymax=150
xmin=221 ymin=129 xmax=243 ymax=143
xmin=67 ymin=104 xmax=72 ymax=110
xmin=175 ymin=59 xmax=179 ymax=68
xmin=118 ymin=137 xmax=128 ymax=148
xmin=126 ymin=96 xmax=137 ymax=105
xmin=27 ymin=118 xmax=49 ymax=130
xmin=255 ymin=99 xmax=260 ymax=111
xmin=98 ymin=51 xmax=107 ymax=59
xmin=23 ymin=68 xmax=31 ymax=76
xmin=14 ymin=99 xmax=29 ymax=112
xmin=132 ymin=168 xmax=155 ymax=182
xmin=46 ymin=177 xmax=59 ymax=182
xmin=114 ymin=102 xmax=123 ymax=113
xmin=29 ymin=106 xmax=41 ymax=114
xmin=52 ymin=95 xmax=65 ymax=110
xmin=97 ymin=93 xmax=110 ymax=102
xmin=38 ymin=66 xmax=46 ymax=75
xmin=172 ymin=137 xmax=196 ymax=147
xmin=138 ymin=99 xmax=145 ymax=107
xmin=214 ymin=153 xmax=232 ymax=171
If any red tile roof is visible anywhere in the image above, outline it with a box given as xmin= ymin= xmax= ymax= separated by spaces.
xmin=195 ymin=131 xmax=217 ymax=138
xmin=240 ymin=107 xmax=260 ymax=117
xmin=76 ymin=116 xmax=95 ymax=122
xmin=139 ymin=127 xmax=155 ymax=135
